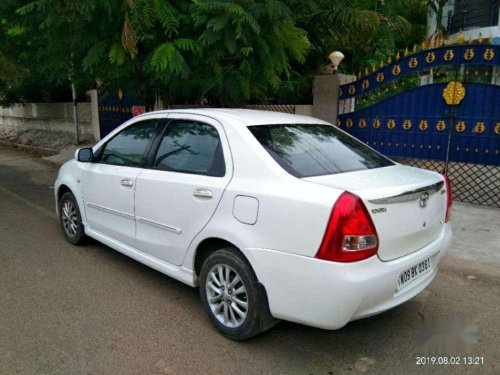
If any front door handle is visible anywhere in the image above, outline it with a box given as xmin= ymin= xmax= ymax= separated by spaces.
xmin=121 ymin=179 xmax=134 ymax=187
xmin=193 ymin=188 xmax=213 ymax=199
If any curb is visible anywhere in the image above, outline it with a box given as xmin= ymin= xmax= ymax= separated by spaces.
xmin=0 ymin=140 xmax=58 ymax=156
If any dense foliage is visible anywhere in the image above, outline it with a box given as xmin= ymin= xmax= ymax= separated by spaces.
xmin=0 ymin=0 xmax=428 ymax=106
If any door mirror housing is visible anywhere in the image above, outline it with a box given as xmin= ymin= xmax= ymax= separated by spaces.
xmin=77 ymin=147 xmax=94 ymax=163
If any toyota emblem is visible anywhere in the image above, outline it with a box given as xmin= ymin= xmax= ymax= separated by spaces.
xmin=419 ymin=192 xmax=430 ymax=208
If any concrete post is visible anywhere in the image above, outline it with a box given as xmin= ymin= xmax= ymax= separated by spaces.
xmin=312 ymin=73 xmax=357 ymax=123
xmin=154 ymin=96 xmax=164 ymax=111
xmin=71 ymin=82 xmax=79 ymax=145
xmin=88 ymin=89 xmax=101 ymax=141
xmin=312 ymin=74 xmax=341 ymax=124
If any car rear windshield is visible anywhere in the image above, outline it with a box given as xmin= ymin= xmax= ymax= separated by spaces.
xmin=248 ymin=124 xmax=394 ymax=178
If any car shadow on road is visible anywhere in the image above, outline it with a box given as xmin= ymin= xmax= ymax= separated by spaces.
xmin=83 ymin=236 xmax=422 ymax=364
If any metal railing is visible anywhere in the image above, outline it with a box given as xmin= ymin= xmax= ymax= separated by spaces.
xmin=448 ymin=4 xmax=499 ymax=34
xmin=394 ymin=157 xmax=499 ymax=208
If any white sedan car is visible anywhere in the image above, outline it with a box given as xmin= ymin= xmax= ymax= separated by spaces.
xmin=55 ymin=109 xmax=452 ymax=340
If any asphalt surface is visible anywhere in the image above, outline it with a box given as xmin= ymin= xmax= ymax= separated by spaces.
xmin=0 ymin=145 xmax=499 ymax=375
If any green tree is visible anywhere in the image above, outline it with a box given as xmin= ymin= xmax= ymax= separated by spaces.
xmin=0 ymin=0 xmax=428 ymax=106
xmin=0 ymin=0 xmax=119 ymax=103
xmin=301 ymin=0 xmax=427 ymax=75
xmin=273 ymin=0 xmax=426 ymax=102
xmin=3 ymin=0 xmax=311 ymax=105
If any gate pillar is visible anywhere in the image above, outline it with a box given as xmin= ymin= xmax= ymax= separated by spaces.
xmin=312 ymin=74 xmax=340 ymax=124
xmin=312 ymin=73 xmax=353 ymax=124
xmin=88 ymin=89 xmax=100 ymax=141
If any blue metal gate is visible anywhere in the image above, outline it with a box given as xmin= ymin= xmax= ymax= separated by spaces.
xmin=98 ymin=90 xmax=152 ymax=138
xmin=338 ymin=40 xmax=499 ymax=207
xmin=338 ymin=82 xmax=499 ymax=166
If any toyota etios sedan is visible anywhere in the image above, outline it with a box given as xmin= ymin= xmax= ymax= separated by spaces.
xmin=55 ymin=109 xmax=452 ymax=340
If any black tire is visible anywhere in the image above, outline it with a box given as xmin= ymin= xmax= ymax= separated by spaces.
xmin=199 ymin=247 xmax=276 ymax=340
xmin=59 ymin=191 xmax=86 ymax=245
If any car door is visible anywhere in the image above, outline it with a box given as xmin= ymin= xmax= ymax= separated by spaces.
xmin=134 ymin=114 xmax=232 ymax=265
xmin=82 ymin=119 xmax=159 ymax=246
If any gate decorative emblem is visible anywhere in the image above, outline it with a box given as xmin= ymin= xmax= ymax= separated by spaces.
xmin=392 ymin=65 xmax=401 ymax=76
xmin=443 ymin=81 xmax=465 ymax=105
xmin=403 ymin=120 xmax=412 ymax=130
xmin=444 ymin=49 xmax=454 ymax=61
xmin=376 ymin=73 xmax=384 ymax=82
xmin=387 ymin=119 xmax=396 ymax=129
xmin=464 ymin=48 xmax=475 ymax=61
xmin=436 ymin=120 xmax=446 ymax=131
xmin=474 ymin=122 xmax=485 ymax=134
xmin=409 ymin=57 xmax=418 ymax=68
xmin=419 ymin=120 xmax=429 ymax=131
xmin=483 ymin=48 xmax=495 ymax=61
xmin=425 ymin=52 xmax=436 ymax=63
xmin=455 ymin=121 xmax=466 ymax=133
xmin=373 ymin=119 xmax=381 ymax=129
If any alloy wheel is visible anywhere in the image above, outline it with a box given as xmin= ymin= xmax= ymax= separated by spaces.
xmin=61 ymin=199 xmax=78 ymax=238
xmin=206 ymin=264 xmax=249 ymax=328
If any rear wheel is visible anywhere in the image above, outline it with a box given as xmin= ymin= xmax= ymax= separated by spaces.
xmin=199 ymin=248 xmax=275 ymax=340
xmin=59 ymin=191 xmax=86 ymax=245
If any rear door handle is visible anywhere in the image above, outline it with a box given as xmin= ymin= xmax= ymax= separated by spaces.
xmin=121 ymin=179 xmax=134 ymax=187
xmin=193 ymin=188 xmax=213 ymax=199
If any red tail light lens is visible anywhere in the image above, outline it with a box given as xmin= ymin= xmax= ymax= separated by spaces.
xmin=316 ymin=192 xmax=379 ymax=262
xmin=442 ymin=174 xmax=452 ymax=223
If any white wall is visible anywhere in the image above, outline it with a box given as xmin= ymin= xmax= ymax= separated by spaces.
xmin=0 ymin=102 xmax=93 ymax=136
xmin=427 ymin=1 xmax=455 ymax=37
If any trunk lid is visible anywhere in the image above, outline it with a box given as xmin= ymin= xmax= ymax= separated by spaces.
xmin=304 ymin=164 xmax=447 ymax=261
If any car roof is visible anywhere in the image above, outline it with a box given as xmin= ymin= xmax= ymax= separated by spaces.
xmin=138 ymin=108 xmax=329 ymax=126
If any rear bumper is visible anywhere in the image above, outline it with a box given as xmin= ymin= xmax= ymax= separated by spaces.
xmin=242 ymin=224 xmax=452 ymax=329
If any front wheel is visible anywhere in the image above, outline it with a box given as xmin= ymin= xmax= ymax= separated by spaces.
xmin=59 ymin=191 xmax=86 ymax=245
xmin=199 ymin=248 xmax=276 ymax=340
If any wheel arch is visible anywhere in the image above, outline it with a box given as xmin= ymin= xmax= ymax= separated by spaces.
xmin=193 ymin=237 xmax=246 ymax=278
xmin=57 ymin=184 xmax=72 ymax=203
xmin=192 ymin=237 xmax=266 ymax=293
xmin=55 ymin=175 xmax=86 ymax=222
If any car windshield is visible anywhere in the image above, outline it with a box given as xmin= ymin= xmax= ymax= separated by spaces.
xmin=248 ymin=124 xmax=394 ymax=178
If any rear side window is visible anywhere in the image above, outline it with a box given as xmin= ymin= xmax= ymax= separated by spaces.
xmin=249 ymin=124 xmax=393 ymax=177
xmin=153 ymin=120 xmax=225 ymax=177
xmin=99 ymin=120 xmax=157 ymax=167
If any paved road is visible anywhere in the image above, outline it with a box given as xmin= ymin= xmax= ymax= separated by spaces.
xmin=0 ymin=146 xmax=499 ymax=375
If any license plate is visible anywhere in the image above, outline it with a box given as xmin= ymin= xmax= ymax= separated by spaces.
xmin=397 ymin=258 xmax=432 ymax=291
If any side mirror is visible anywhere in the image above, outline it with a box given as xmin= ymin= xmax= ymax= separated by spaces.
xmin=77 ymin=147 xmax=94 ymax=163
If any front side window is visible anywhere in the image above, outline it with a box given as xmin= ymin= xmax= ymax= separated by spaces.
xmin=99 ymin=120 xmax=157 ymax=167
xmin=249 ymin=124 xmax=394 ymax=178
xmin=153 ymin=120 xmax=225 ymax=177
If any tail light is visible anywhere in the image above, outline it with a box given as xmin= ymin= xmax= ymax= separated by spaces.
xmin=442 ymin=174 xmax=452 ymax=223
xmin=316 ymin=192 xmax=379 ymax=263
